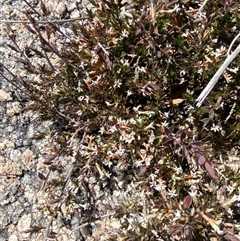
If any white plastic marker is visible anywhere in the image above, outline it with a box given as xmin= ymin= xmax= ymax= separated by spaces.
xmin=196 ymin=33 xmax=240 ymax=107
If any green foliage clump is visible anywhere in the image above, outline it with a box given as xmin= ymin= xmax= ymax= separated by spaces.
xmin=2 ymin=0 xmax=240 ymax=240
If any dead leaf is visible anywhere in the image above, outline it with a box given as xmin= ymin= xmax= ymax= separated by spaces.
xmin=172 ymin=98 xmax=184 ymax=105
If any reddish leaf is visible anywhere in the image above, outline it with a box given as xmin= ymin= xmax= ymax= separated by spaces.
xmin=190 ymin=141 xmax=203 ymax=148
xmin=38 ymin=180 xmax=45 ymax=191
xmin=223 ymin=234 xmax=240 ymax=241
xmin=162 ymin=136 xmax=174 ymax=145
xmin=38 ymin=171 xmax=46 ymax=180
xmin=180 ymin=131 xmax=186 ymax=141
xmin=14 ymin=56 xmax=28 ymax=65
xmin=138 ymin=166 xmax=147 ymax=176
xmin=204 ymin=161 xmax=218 ymax=179
xmin=44 ymin=160 xmax=53 ymax=165
xmin=24 ymin=24 xmax=36 ymax=34
xmin=183 ymin=225 xmax=192 ymax=237
xmin=50 ymin=197 xmax=63 ymax=204
xmin=164 ymin=126 xmax=171 ymax=136
xmin=145 ymin=83 xmax=160 ymax=91
xmin=183 ymin=195 xmax=192 ymax=209
xmin=27 ymin=15 xmax=37 ymax=25
xmin=175 ymin=129 xmax=185 ymax=139
xmin=49 ymin=43 xmax=59 ymax=54
xmin=217 ymin=96 xmax=222 ymax=105
xmin=209 ymin=109 xmax=214 ymax=119
xmin=29 ymin=47 xmax=45 ymax=58
xmin=196 ymin=153 xmax=206 ymax=165
xmin=105 ymin=54 xmax=112 ymax=69
xmin=7 ymin=44 xmax=19 ymax=52
xmin=201 ymin=118 xmax=212 ymax=129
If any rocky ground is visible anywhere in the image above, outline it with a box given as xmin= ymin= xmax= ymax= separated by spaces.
xmin=0 ymin=1 xmax=122 ymax=240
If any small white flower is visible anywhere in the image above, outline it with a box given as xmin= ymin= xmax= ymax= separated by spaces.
xmin=162 ymin=120 xmax=169 ymax=127
xmin=145 ymin=122 xmax=155 ymax=130
xmin=105 ymin=171 xmax=111 ymax=178
xmin=133 ymin=105 xmax=141 ymax=113
xmin=186 ymin=105 xmax=194 ymax=112
xmin=84 ymin=95 xmax=89 ymax=104
xmin=145 ymin=154 xmax=153 ymax=166
xmin=175 ymin=167 xmax=182 ymax=175
xmin=181 ymin=29 xmax=191 ymax=38
xmin=151 ymin=230 xmax=159 ymax=237
xmin=227 ymin=208 xmax=233 ymax=217
xmin=119 ymin=6 xmax=132 ymax=19
xmin=188 ymin=190 xmax=198 ymax=197
xmin=80 ymin=61 xmax=86 ymax=69
xmin=180 ymin=69 xmax=186 ymax=77
xmin=99 ymin=126 xmax=105 ymax=135
xmin=113 ymin=79 xmax=122 ymax=88
xmin=148 ymin=132 xmax=155 ymax=145
xmin=214 ymin=46 xmax=226 ymax=58
xmin=197 ymin=68 xmax=203 ymax=74
xmin=174 ymin=4 xmax=181 ymax=12
xmin=121 ymin=29 xmax=129 ymax=38
xmin=149 ymin=173 xmax=157 ymax=180
xmin=167 ymin=189 xmax=178 ymax=198
xmin=120 ymin=58 xmax=130 ymax=66
xmin=126 ymin=90 xmax=133 ymax=96
xmin=226 ymin=185 xmax=235 ymax=194
xmin=108 ymin=115 xmax=114 ymax=121
xmin=129 ymin=118 xmax=136 ymax=124
xmin=123 ymin=131 xmax=135 ymax=144
xmin=137 ymin=66 xmax=147 ymax=73
xmin=232 ymin=67 xmax=239 ymax=73
xmin=109 ymin=125 xmax=118 ymax=133
xmin=150 ymin=181 xmax=165 ymax=192
xmin=164 ymin=112 xmax=169 ymax=118
xmin=78 ymin=96 xmax=84 ymax=101
xmin=91 ymin=51 xmax=99 ymax=64
xmin=210 ymin=123 xmax=221 ymax=132
xmin=112 ymin=37 xmax=120 ymax=44
xmin=105 ymin=101 xmax=114 ymax=107
xmin=172 ymin=209 xmax=181 ymax=222
xmin=116 ymin=148 xmax=125 ymax=156
xmin=233 ymin=194 xmax=240 ymax=202
xmin=205 ymin=55 xmax=213 ymax=63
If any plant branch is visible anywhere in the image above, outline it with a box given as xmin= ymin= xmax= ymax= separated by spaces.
xmin=196 ymin=42 xmax=240 ymax=107
xmin=0 ymin=17 xmax=88 ymax=24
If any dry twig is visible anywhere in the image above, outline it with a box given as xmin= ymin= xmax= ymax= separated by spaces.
xmin=0 ymin=17 xmax=88 ymax=24
xmin=196 ymin=40 xmax=240 ymax=107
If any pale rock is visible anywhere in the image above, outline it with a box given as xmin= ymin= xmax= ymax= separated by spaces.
xmin=9 ymin=149 xmax=22 ymax=163
xmin=21 ymin=149 xmax=36 ymax=170
xmin=17 ymin=214 xmax=31 ymax=240
xmin=0 ymin=161 xmax=22 ymax=177
xmin=1 ymin=5 xmax=13 ymax=15
xmin=6 ymin=102 xmax=22 ymax=116
xmin=8 ymin=234 xmax=18 ymax=241
xmin=70 ymin=9 xmax=80 ymax=18
xmin=56 ymin=2 xmax=67 ymax=15
xmin=0 ymin=155 xmax=5 ymax=163
xmin=0 ymin=89 xmax=12 ymax=101
xmin=0 ymin=143 xmax=6 ymax=151
xmin=3 ymin=140 xmax=15 ymax=148
xmin=67 ymin=3 xmax=77 ymax=12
